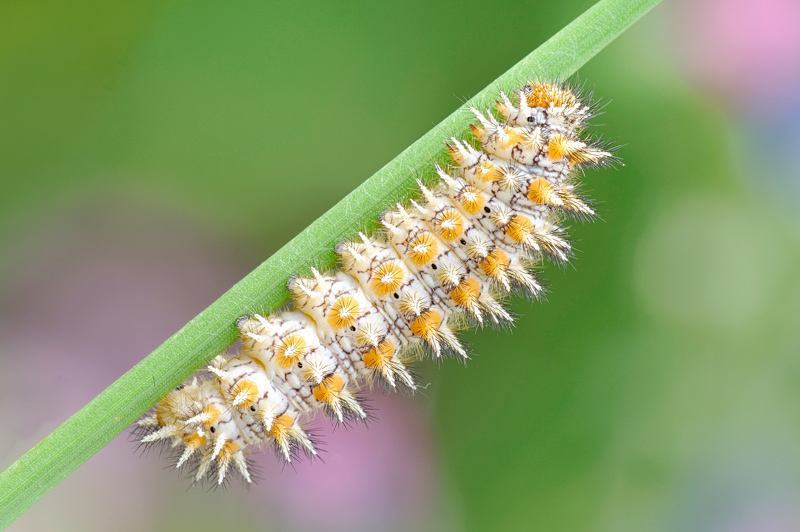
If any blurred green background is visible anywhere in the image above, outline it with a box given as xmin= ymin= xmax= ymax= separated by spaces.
xmin=2 ymin=0 xmax=799 ymax=531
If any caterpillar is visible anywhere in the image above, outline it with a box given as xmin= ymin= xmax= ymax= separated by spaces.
xmin=135 ymin=81 xmax=614 ymax=485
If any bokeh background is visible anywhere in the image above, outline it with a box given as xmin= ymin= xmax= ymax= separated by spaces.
xmin=2 ymin=0 xmax=799 ymax=530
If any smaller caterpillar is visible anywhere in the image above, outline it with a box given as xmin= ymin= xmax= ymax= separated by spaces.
xmin=135 ymin=81 xmax=614 ymax=485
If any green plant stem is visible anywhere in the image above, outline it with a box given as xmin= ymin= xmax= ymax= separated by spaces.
xmin=0 ymin=0 xmax=661 ymax=528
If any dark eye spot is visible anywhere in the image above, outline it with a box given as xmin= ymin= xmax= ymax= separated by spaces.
xmin=250 ymin=406 xmax=256 ymax=412
xmin=459 ymin=239 xmax=466 ymax=245
xmin=484 ymin=206 xmax=491 ymax=213
xmin=431 ymin=264 xmax=437 ymax=270
xmin=297 ymin=362 xmax=303 ymax=368
xmin=350 ymin=326 xmax=356 ymax=332
xmin=393 ymin=293 xmax=399 ymax=299
xmin=210 ymin=427 xmax=215 ymax=433
xmin=527 ymin=116 xmax=534 ymax=123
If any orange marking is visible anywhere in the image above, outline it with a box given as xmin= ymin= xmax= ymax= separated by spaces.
xmin=481 ymin=249 xmax=509 ymax=277
xmin=271 ymin=414 xmax=294 ymax=439
xmin=495 ymin=99 xmax=510 ymax=118
xmin=277 ymin=334 xmax=307 ymax=368
xmin=502 ymin=128 xmax=523 ymax=149
xmin=447 ymin=143 xmax=463 ymax=164
xmin=364 ymin=340 xmax=395 ymax=369
xmin=370 ymin=262 xmax=405 ymax=297
xmin=450 ymin=278 xmax=481 ymax=307
xmin=459 ymin=186 xmax=485 ymax=215
xmin=528 ymin=177 xmax=556 ymax=205
xmin=506 ymin=215 xmax=533 ymax=243
xmin=435 ymin=209 xmax=464 ymax=241
xmin=477 ymin=161 xmax=502 ymax=182
xmin=410 ymin=309 xmax=443 ymax=337
xmin=548 ymin=135 xmax=569 ymax=161
xmin=408 ymin=233 xmax=438 ymax=266
xmin=327 ymin=296 xmax=360 ymax=329
xmin=231 ymin=380 xmax=259 ymax=407
xmin=470 ymin=124 xmax=485 ymax=139
xmin=313 ymin=374 xmax=345 ymax=403
xmin=204 ymin=404 xmax=221 ymax=426
xmin=526 ymin=82 xmax=577 ymax=108
xmin=219 ymin=440 xmax=239 ymax=458
xmin=185 ymin=433 xmax=206 ymax=449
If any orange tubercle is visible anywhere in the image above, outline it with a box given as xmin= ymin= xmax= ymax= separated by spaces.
xmin=450 ymin=277 xmax=481 ymax=307
xmin=446 ymin=143 xmax=463 ymax=164
xmin=477 ymin=161 xmax=502 ymax=182
xmin=495 ymin=99 xmax=510 ymax=118
xmin=204 ymin=404 xmax=222 ymax=426
xmin=271 ymin=414 xmax=294 ymax=439
xmin=231 ymin=380 xmax=259 ymax=407
xmin=481 ymin=249 xmax=509 ymax=277
xmin=327 ymin=296 xmax=360 ymax=329
xmin=409 ymin=309 xmax=443 ymax=337
xmin=408 ymin=233 xmax=438 ymax=266
xmin=276 ymin=334 xmax=307 ymax=368
xmin=435 ymin=209 xmax=464 ymax=241
xmin=219 ymin=440 xmax=240 ymax=458
xmin=363 ymin=340 xmax=395 ymax=369
xmin=458 ymin=185 xmax=486 ymax=215
xmin=527 ymin=177 xmax=557 ymax=205
xmin=526 ymin=82 xmax=577 ymax=108
xmin=313 ymin=374 xmax=345 ymax=403
xmin=501 ymin=128 xmax=523 ymax=149
xmin=506 ymin=215 xmax=533 ymax=243
xmin=370 ymin=262 xmax=405 ymax=297
xmin=548 ymin=134 xmax=569 ymax=161
xmin=185 ymin=433 xmax=206 ymax=449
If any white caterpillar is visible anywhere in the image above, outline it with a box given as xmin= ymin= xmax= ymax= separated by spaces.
xmin=136 ymin=82 xmax=614 ymax=485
